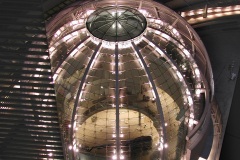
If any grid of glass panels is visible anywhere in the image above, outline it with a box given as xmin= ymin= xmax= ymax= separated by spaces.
xmin=136 ymin=40 xmax=187 ymax=160
xmin=47 ymin=0 xmax=213 ymax=159
xmin=86 ymin=6 xmax=147 ymax=42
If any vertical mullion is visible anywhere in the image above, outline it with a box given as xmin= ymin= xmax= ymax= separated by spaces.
xmin=115 ymin=44 xmax=120 ymax=160
xmin=132 ymin=41 xmax=166 ymax=159
xmin=70 ymin=42 xmax=102 ymax=159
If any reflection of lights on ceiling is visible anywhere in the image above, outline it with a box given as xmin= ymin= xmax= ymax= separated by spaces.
xmin=0 ymin=107 xmax=10 ymax=109
xmin=182 ymin=5 xmax=240 ymax=24
xmin=14 ymin=85 xmax=20 ymax=88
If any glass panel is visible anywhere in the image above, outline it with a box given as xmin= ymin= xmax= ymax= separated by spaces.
xmin=86 ymin=6 xmax=147 ymax=42
xmin=118 ymin=47 xmax=162 ymax=160
xmin=75 ymin=47 xmax=117 ymax=159
xmin=137 ymin=40 xmax=187 ymax=160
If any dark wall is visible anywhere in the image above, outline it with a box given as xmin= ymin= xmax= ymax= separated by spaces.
xmin=0 ymin=1 xmax=64 ymax=159
xmin=194 ymin=15 xmax=240 ymax=160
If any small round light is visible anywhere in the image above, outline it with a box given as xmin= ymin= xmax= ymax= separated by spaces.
xmin=164 ymin=143 xmax=168 ymax=148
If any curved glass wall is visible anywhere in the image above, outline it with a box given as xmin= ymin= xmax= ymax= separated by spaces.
xmin=46 ymin=0 xmax=213 ymax=160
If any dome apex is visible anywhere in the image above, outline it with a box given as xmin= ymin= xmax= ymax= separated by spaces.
xmin=86 ymin=6 xmax=147 ymax=42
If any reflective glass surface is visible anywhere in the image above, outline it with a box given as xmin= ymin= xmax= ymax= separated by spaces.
xmin=86 ymin=6 xmax=147 ymax=42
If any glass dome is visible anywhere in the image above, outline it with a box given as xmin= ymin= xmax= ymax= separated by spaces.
xmin=47 ymin=0 xmax=213 ymax=160
xmin=86 ymin=6 xmax=147 ymax=42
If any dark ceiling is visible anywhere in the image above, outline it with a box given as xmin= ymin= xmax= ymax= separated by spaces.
xmin=155 ymin=0 xmax=240 ymax=11
xmin=42 ymin=0 xmax=240 ymax=15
